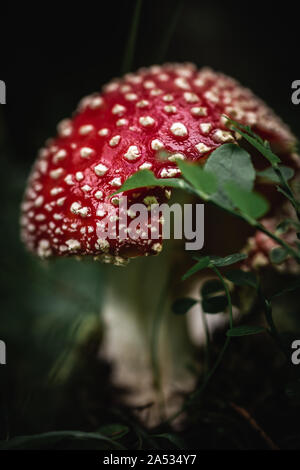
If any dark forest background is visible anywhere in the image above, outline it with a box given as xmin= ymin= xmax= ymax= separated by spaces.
xmin=2 ymin=1 xmax=300 ymax=166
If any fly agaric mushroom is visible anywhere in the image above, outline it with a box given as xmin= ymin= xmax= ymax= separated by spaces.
xmin=20 ymin=63 xmax=297 ymax=261
xmin=20 ymin=63 xmax=299 ymax=425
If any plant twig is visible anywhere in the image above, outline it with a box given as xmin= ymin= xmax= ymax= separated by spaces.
xmin=230 ymin=402 xmax=279 ymax=450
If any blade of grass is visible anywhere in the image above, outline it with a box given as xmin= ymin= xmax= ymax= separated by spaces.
xmin=121 ymin=0 xmax=143 ymax=75
xmin=156 ymin=0 xmax=183 ymax=64
xmin=165 ymin=266 xmax=233 ymax=425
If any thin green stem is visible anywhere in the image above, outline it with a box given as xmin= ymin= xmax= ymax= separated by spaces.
xmin=121 ymin=0 xmax=143 ymax=75
xmin=233 ymin=211 xmax=300 ymax=261
xmin=165 ymin=336 xmax=230 ymax=425
xmin=201 ymin=307 xmax=211 ymax=375
xmin=226 ymin=116 xmax=300 ymax=225
xmin=194 ymin=337 xmax=230 ymax=397
xmin=229 ymin=117 xmax=300 ymax=222
xmin=274 ymin=165 xmax=300 ymax=222
xmin=255 ymin=221 xmax=300 ymax=261
xmin=156 ymin=0 xmax=183 ymax=64
xmin=165 ymin=266 xmax=233 ymax=425
xmin=263 ymin=299 xmax=277 ymax=337
xmin=212 ymin=266 xmax=233 ymax=329
xmin=259 ymin=290 xmax=290 ymax=360
xmin=193 ymin=186 xmax=300 ymax=262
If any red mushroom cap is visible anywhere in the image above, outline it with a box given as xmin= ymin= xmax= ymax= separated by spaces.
xmin=20 ymin=63 xmax=297 ymax=264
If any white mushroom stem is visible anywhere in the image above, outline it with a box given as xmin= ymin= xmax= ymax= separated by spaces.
xmin=97 ymin=189 xmax=206 ymax=426
xmin=99 ymin=241 xmax=198 ymax=427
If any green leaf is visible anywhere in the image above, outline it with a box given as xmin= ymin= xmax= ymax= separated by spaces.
xmin=226 ymin=325 xmax=266 ymax=337
xmin=204 ymin=143 xmax=256 ymax=209
xmin=224 ymin=116 xmax=281 ymax=165
xmin=224 ymin=182 xmax=269 ymax=219
xmin=277 ymin=185 xmax=296 ymax=204
xmin=201 ymin=279 xmax=224 ymax=298
xmin=202 ymin=295 xmax=228 ymax=313
xmin=225 ymin=269 xmax=257 ymax=288
xmin=237 ymin=133 xmax=281 ymax=165
xmin=269 ymin=247 xmax=289 ymax=264
xmin=223 ymin=116 xmax=265 ymax=143
xmin=257 ymin=165 xmax=295 ymax=184
xmin=208 ymin=253 xmax=247 ymax=267
xmin=112 ymin=169 xmax=191 ymax=195
xmin=182 ymin=256 xmax=210 ymax=281
xmin=176 ymin=160 xmax=217 ymax=196
xmin=0 ymin=430 xmax=125 ymax=450
xmin=201 ymin=279 xmax=227 ymax=314
xmin=172 ymin=297 xmax=198 ymax=315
